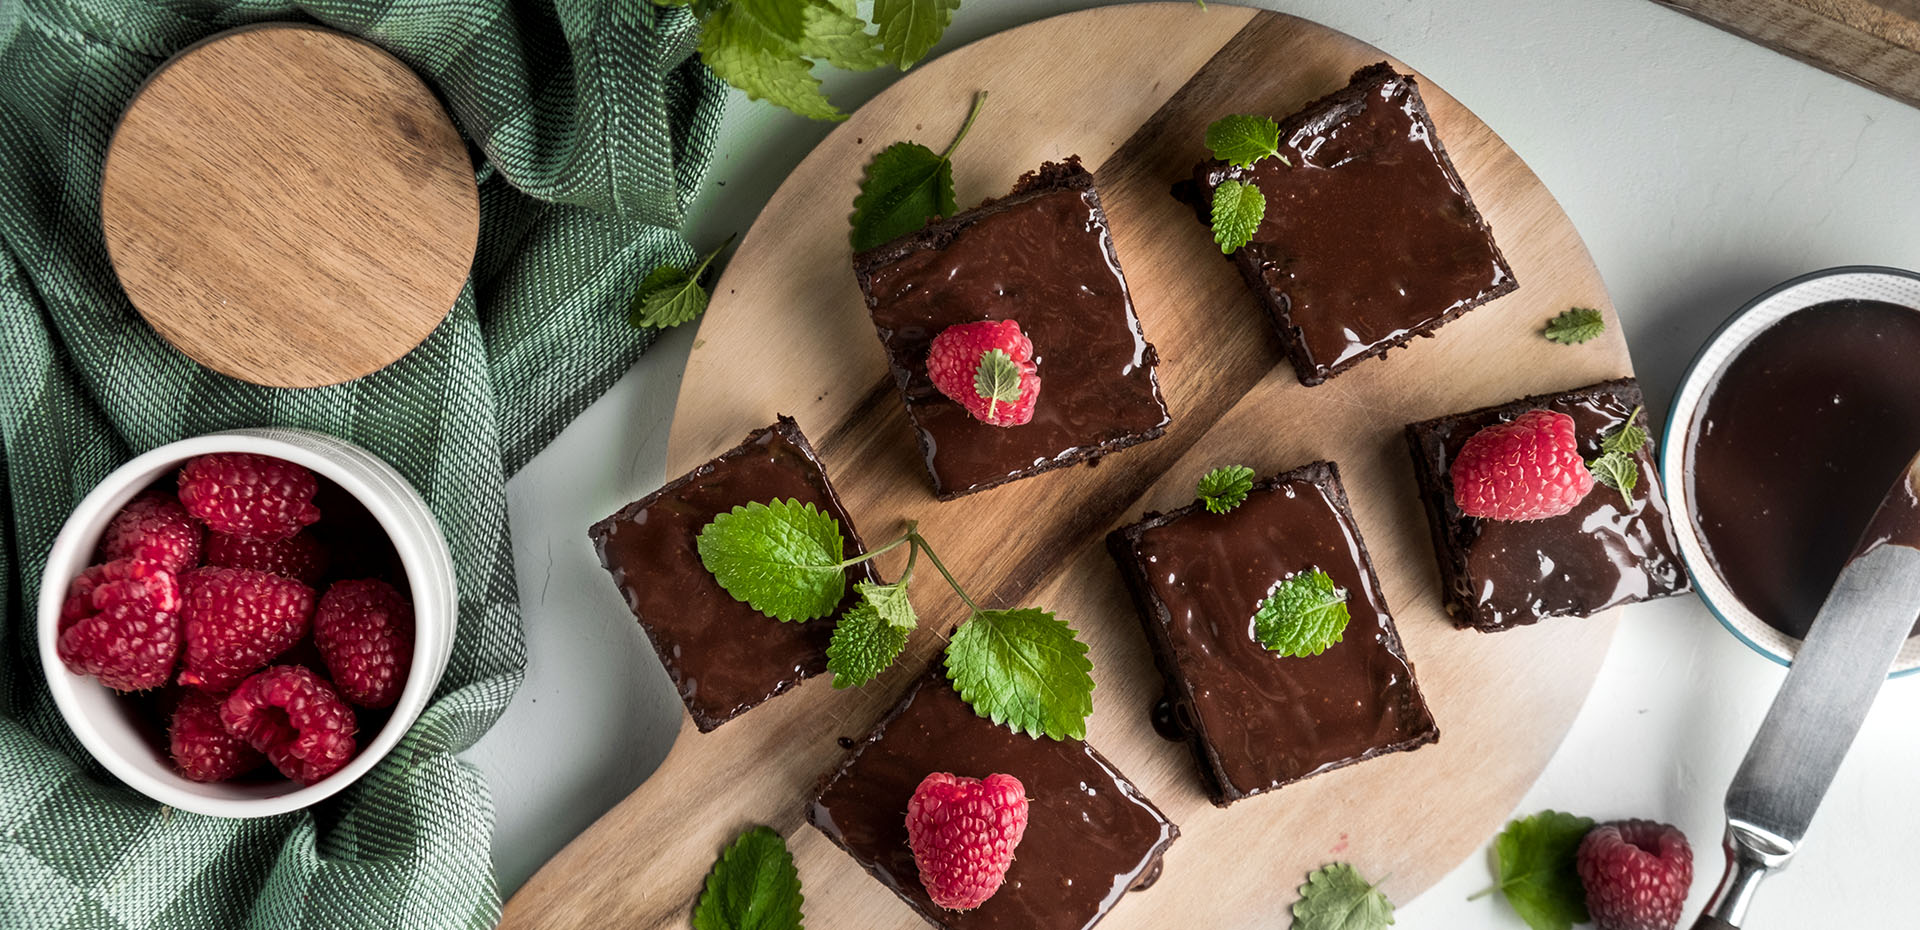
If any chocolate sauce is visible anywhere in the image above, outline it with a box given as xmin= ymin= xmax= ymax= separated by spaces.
xmin=1690 ymin=300 xmax=1920 ymax=639
xmin=1190 ymin=64 xmax=1514 ymax=385
xmin=588 ymin=419 xmax=875 ymax=731
xmin=808 ymin=673 xmax=1178 ymax=930
xmin=1409 ymin=379 xmax=1691 ymax=631
xmin=1111 ymin=462 xmax=1437 ymax=805
xmin=856 ymin=162 xmax=1169 ymax=498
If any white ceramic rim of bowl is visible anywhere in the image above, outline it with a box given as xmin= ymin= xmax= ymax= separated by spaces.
xmin=1662 ymin=265 xmax=1920 ymax=677
xmin=36 ymin=428 xmax=457 ymax=817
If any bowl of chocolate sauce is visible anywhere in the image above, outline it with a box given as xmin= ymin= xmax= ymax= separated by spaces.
xmin=1665 ymin=266 xmax=1920 ymax=674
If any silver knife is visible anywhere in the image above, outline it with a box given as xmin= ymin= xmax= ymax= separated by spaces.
xmin=1694 ymin=452 xmax=1920 ymax=929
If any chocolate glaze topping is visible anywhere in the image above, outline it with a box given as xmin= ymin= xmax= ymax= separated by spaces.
xmin=588 ymin=418 xmax=875 ymax=731
xmin=1183 ymin=63 xmax=1515 ymax=386
xmin=1109 ymin=462 xmax=1437 ymax=805
xmin=1407 ymin=379 xmax=1691 ymax=631
xmin=855 ymin=159 xmax=1169 ymax=499
xmin=808 ymin=671 xmax=1178 ymax=930
xmin=1690 ymin=300 xmax=1920 ymax=639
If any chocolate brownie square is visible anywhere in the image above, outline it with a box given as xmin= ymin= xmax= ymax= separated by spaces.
xmin=588 ymin=417 xmax=875 ymax=731
xmin=1181 ymin=63 xmax=1517 ymax=385
xmin=854 ymin=158 xmax=1170 ymax=499
xmin=1107 ymin=461 xmax=1438 ymax=806
xmin=1405 ymin=378 xmax=1692 ymax=631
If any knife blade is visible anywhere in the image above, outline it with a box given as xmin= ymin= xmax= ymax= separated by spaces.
xmin=1694 ymin=452 xmax=1920 ymax=928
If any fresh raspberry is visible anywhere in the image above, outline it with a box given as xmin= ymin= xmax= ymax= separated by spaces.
xmin=1577 ymin=819 xmax=1693 ymax=930
xmin=57 ymin=559 xmax=181 ymax=691
xmin=221 ymin=665 xmax=358 ymax=785
xmin=177 ymin=567 xmax=315 ymax=693
xmin=313 ymin=579 xmax=414 ymax=708
xmin=169 ymin=689 xmax=264 ymax=782
xmin=205 ymin=531 xmax=328 ymax=586
xmin=906 ymin=772 xmax=1030 ymax=911
xmin=177 ymin=453 xmax=321 ymax=541
xmin=1450 ymin=409 xmax=1596 ymax=521
xmin=926 ymin=320 xmax=1041 ymax=427
xmin=97 ymin=492 xmax=203 ymax=573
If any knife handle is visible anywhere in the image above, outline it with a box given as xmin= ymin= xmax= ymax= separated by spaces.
xmin=1691 ymin=916 xmax=1738 ymax=930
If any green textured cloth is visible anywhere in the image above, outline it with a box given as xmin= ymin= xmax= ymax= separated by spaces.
xmin=0 ymin=1 xmax=724 ymax=926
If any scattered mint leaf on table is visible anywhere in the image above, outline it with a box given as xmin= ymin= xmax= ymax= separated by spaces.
xmin=849 ymin=92 xmax=989 ymax=251
xmin=827 ymin=581 xmax=917 ymax=688
xmin=1543 ymin=307 xmax=1605 ymax=345
xmin=629 ymin=234 xmax=736 ymax=330
xmin=798 ymin=1 xmax=887 ymax=71
xmin=1211 ymin=179 xmax=1265 ymax=254
xmin=873 ymin=0 xmax=961 ymax=69
xmin=945 ymin=607 xmax=1095 ymax=740
xmin=1196 ymin=465 xmax=1255 ymax=514
xmin=697 ymin=499 xmax=847 ymax=621
xmin=1253 ymin=569 xmax=1350 ymax=656
xmin=1205 ymin=114 xmax=1288 ymax=168
xmin=693 ymin=825 xmax=804 ymax=930
xmin=1292 ymin=863 xmax=1395 ymax=930
xmin=1478 ymin=810 xmax=1595 ymax=930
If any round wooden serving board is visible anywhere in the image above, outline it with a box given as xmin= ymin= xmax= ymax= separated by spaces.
xmin=101 ymin=24 xmax=478 ymax=388
xmin=506 ymin=5 xmax=1635 ymax=928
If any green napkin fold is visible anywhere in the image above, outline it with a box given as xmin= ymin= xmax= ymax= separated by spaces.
xmin=0 ymin=1 xmax=723 ymax=926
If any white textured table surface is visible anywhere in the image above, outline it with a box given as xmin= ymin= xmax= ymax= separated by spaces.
xmin=464 ymin=0 xmax=1920 ymax=925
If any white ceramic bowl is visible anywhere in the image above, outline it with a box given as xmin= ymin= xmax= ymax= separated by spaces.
xmin=1663 ymin=266 xmax=1920 ymax=675
xmin=37 ymin=428 xmax=456 ymax=817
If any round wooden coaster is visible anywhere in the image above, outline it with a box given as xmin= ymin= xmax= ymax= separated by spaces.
xmin=101 ymin=24 xmax=479 ymax=389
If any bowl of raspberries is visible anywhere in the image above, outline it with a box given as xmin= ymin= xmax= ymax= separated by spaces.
xmin=37 ymin=428 xmax=455 ymax=817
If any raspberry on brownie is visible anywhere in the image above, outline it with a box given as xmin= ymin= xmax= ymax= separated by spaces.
xmin=1405 ymin=378 xmax=1692 ymax=631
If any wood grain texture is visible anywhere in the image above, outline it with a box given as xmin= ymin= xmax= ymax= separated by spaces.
xmin=101 ymin=24 xmax=478 ymax=388
xmin=504 ymin=5 xmax=1635 ymax=928
xmin=1650 ymin=0 xmax=1920 ymax=109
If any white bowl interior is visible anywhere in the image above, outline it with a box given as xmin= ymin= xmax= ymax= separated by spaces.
xmin=1663 ymin=267 xmax=1920 ymax=674
xmin=37 ymin=429 xmax=456 ymax=817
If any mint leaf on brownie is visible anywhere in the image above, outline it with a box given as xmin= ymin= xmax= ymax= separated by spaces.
xmin=697 ymin=499 xmax=848 ymax=622
xmin=945 ymin=607 xmax=1094 ymax=740
xmin=827 ymin=580 xmax=918 ymax=688
xmin=1196 ymin=464 xmax=1255 ymax=514
xmin=1204 ymin=114 xmax=1289 ymax=169
xmin=1478 ymin=810 xmax=1595 ymax=930
xmin=1292 ymin=862 xmax=1395 ymax=930
xmin=1600 ymin=405 xmax=1648 ymax=457
xmin=1211 ymin=179 xmax=1265 ymax=254
xmin=1543 ymin=307 xmax=1605 ymax=345
xmin=1253 ymin=568 xmax=1350 ymax=657
xmin=694 ymin=825 xmax=804 ymax=930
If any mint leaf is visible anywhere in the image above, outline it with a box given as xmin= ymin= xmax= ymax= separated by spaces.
xmin=826 ymin=581 xmax=916 ymax=688
xmin=1205 ymin=114 xmax=1287 ymax=168
xmin=945 ymin=608 xmax=1094 ymax=740
xmin=797 ymin=1 xmax=886 ymax=71
xmin=1196 ymin=465 xmax=1255 ymax=514
xmin=1587 ymin=452 xmax=1638 ymax=508
xmin=1600 ymin=406 xmax=1648 ymax=457
xmin=1543 ymin=308 xmax=1605 ymax=345
xmin=974 ymin=348 xmax=1022 ymax=420
xmin=697 ymin=499 xmax=847 ymax=622
xmin=701 ymin=24 xmax=844 ymax=122
xmin=630 ymin=234 xmax=736 ymax=330
xmin=849 ymin=93 xmax=987 ymax=251
xmin=693 ymin=825 xmax=804 ymax=930
xmin=1486 ymin=810 xmax=1594 ymax=930
xmin=873 ymin=0 xmax=960 ymax=70
xmin=1253 ymin=569 xmax=1350 ymax=657
xmin=1211 ymin=179 xmax=1265 ymax=254
xmin=1293 ymin=863 xmax=1395 ymax=930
